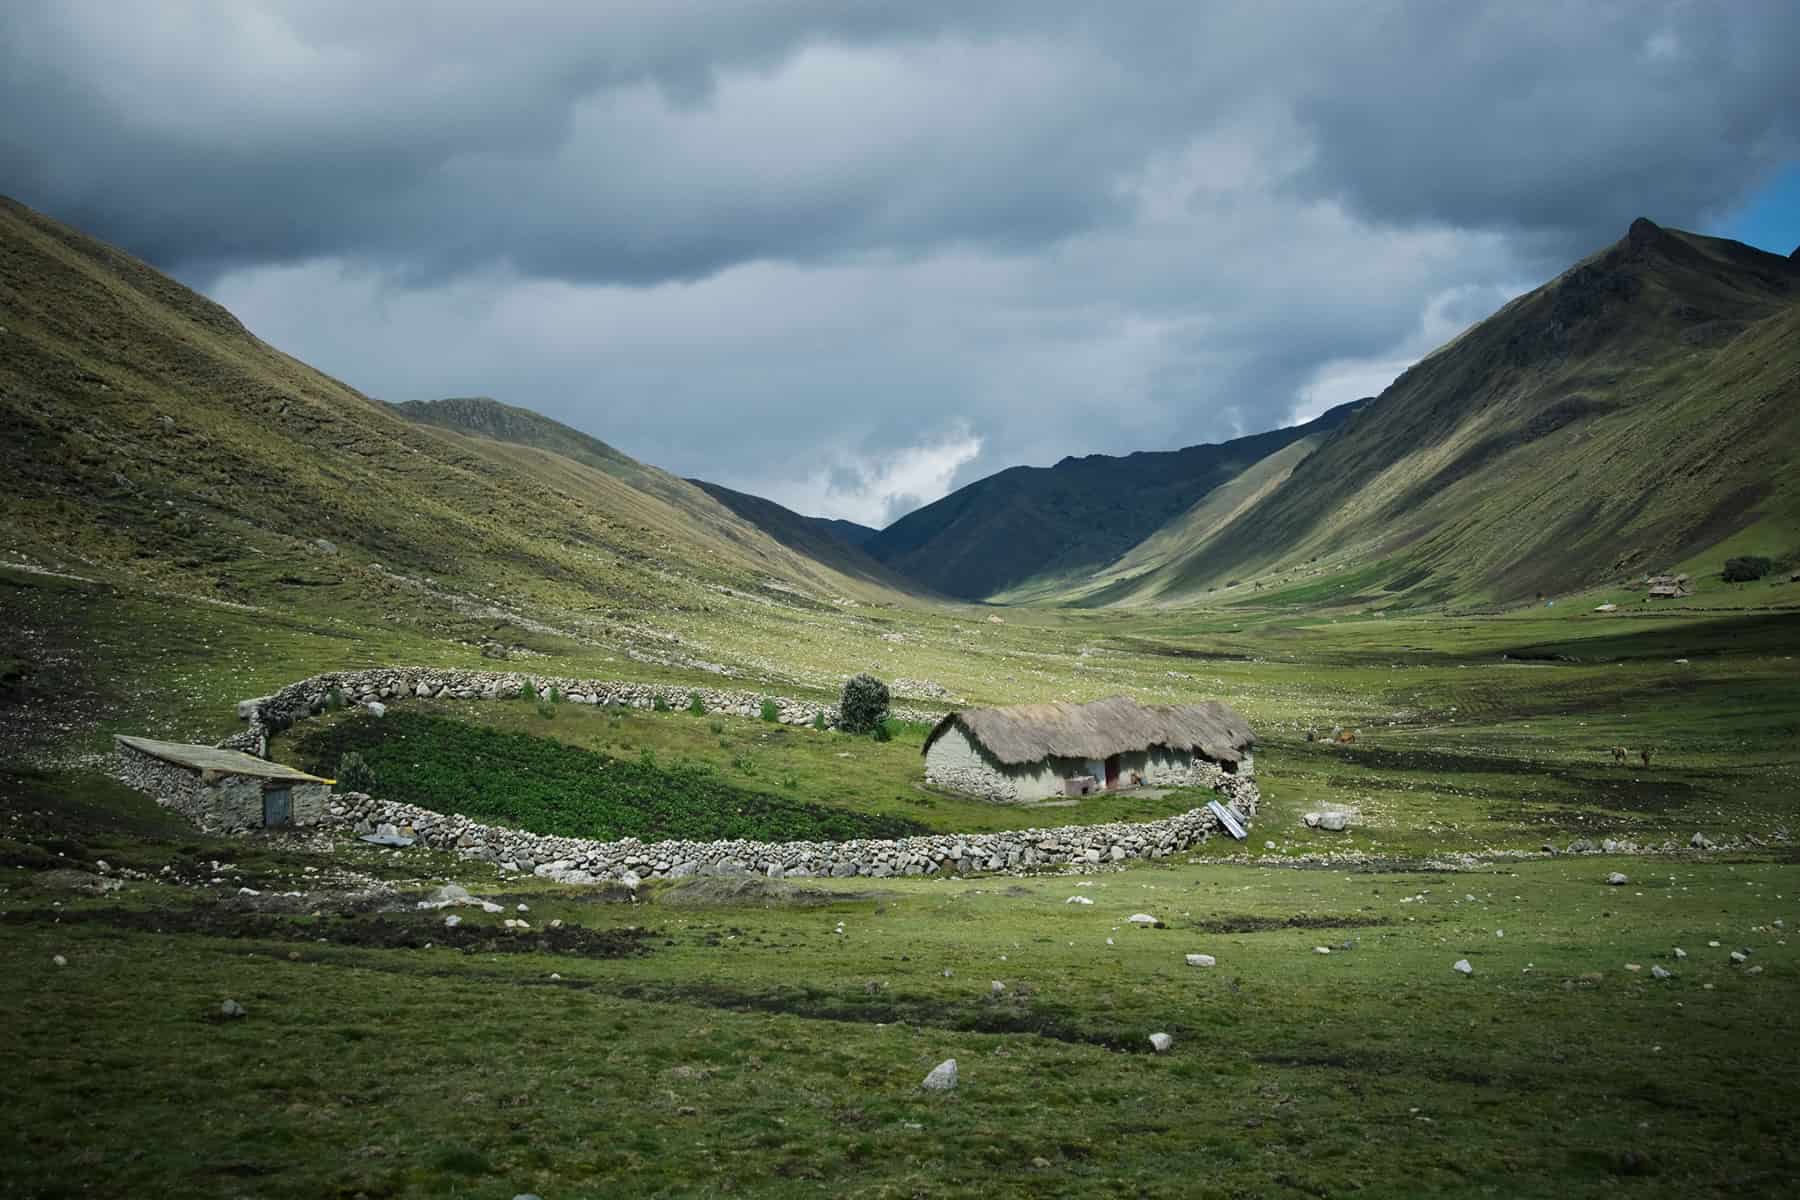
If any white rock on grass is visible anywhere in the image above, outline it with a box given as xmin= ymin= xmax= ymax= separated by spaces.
xmin=1149 ymin=1032 xmax=1174 ymax=1054
xmin=1651 ymin=965 xmax=1672 ymax=980
xmin=444 ymin=915 xmax=462 ymax=928
xmin=1128 ymin=914 xmax=1159 ymax=926
xmin=1606 ymin=873 xmax=1629 ymax=886
xmin=990 ymin=981 xmax=1006 ymax=996
xmin=1185 ymin=954 xmax=1217 ymax=968
xmin=1313 ymin=946 xmax=1332 ymax=955
xmin=1673 ymin=947 xmax=1687 ymax=959
xmin=1452 ymin=959 xmax=1474 ymax=976
xmin=480 ymin=901 xmax=504 ymax=914
xmin=220 ymin=999 xmax=247 ymax=1019
xmin=921 ymin=1059 xmax=958 ymax=1091
xmin=52 ymin=954 xmax=67 ymax=968
xmin=516 ymin=903 xmax=530 ymax=913
xmin=1066 ymin=896 xmax=1094 ymax=905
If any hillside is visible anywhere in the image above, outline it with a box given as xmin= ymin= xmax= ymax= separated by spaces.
xmin=689 ymin=479 xmax=915 ymax=592
xmin=0 ymin=195 xmax=915 ymax=660
xmin=860 ymin=402 xmax=1362 ymax=600
xmin=1058 ymin=219 xmax=1800 ymax=608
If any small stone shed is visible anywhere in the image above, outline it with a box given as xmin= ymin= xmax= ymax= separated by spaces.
xmin=922 ymin=695 xmax=1255 ymax=802
xmin=114 ymin=735 xmax=331 ymax=832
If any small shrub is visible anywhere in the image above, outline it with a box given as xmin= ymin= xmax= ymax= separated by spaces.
xmin=838 ymin=673 xmax=890 ymax=735
xmin=812 ymin=711 xmax=830 ymax=732
xmin=871 ymin=719 xmax=893 ymax=743
xmin=779 ymin=774 xmax=800 ymax=789
xmin=335 ymin=750 xmax=375 ymax=792
xmin=1723 ymin=556 xmax=1773 ymax=582
xmin=520 ymin=679 xmax=537 ymax=701
xmin=688 ymin=694 xmax=707 ymax=716
xmin=760 ymin=697 xmax=780 ymax=723
xmin=732 ymin=753 xmax=756 ymax=775
xmin=536 ymin=700 xmax=556 ymax=720
xmin=653 ymin=694 xmax=672 ymax=713
xmin=709 ymin=719 xmax=724 ymax=735
xmin=547 ymin=685 xmax=562 ymax=705
xmin=639 ymin=747 xmax=658 ymax=769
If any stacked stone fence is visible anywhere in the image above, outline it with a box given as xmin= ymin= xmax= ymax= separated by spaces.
xmin=326 ymin=788 xmax=1253 ymax=883
xmin=220 ymin=667 xmax=945 ymax=759
xmin=199 ymin=666 xmax=1258 ymax=883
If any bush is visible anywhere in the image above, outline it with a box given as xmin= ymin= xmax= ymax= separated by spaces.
xmin=708 ymin=720 xmax=724 ymax=735
xmin=520 ymin=679 xmax=537 ymax=701
xmin=536 ymin=700 xmax=556 ymax=719
xmin=1723 ymin=556 xmax=1774 ymax=582
xmin=547 ymin=686 xmax=562 ymax=706
xmin=687 ymin=694 xmax=706 ymax=716
xmin=812 ymin=711 xmax=830 ymax=732
xmin=760 ymin=697 xmax=780 ymax=723
xmin=838 ymin=673 xmax=891 ymax=735
xmin=653 ymin=694 xmax=672 ymax=713
xmin=335 ymin=750 xmax=375 ymax=793
xmin=871 ymin=719 xmax=893 ymax=743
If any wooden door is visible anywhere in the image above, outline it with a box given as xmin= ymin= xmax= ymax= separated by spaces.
xmin=263 ymin=787 xmax=291 ymax=827
xmin=1104 ymin=755 xmax=1120 ymax=789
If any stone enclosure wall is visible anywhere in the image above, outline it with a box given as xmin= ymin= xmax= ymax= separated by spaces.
xmin=194 ymin=666 xmax=1259 ymax=881
xmin=329 ymin=788 xmax=1255 ymax=883
xmin=220 ymin=667 xmax=944 ymax=759
xmin=922 ymin=722 xmax=1257 ymax=804
xmin=115 ymin=741 xmax=329 ymax=833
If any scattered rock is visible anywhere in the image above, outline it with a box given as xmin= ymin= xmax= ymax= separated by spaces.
xmin=1729 ymin=950 xmax=1748 ymax=964
xmin=364 ymin=701 xmax=386 ymax=718
xmin=1452 ymin=959 xmax=1474 ymax=976
xmin=1651 ymin=965 xmax=1672 ymax=980
xmin=220 ymin=999 xmax=247 ymax=1019
xmin=1313 ymin=946 xmax=1332 ymax=955
xmin=34 ymin=869 xmax=123 ymax=895
xmin=516 ymin=903 xmax=530 ymax=913
xmin=1148 ymin=1032 xmax=1173 ymax=1054
xmin=1185 ymin=954 xmax=1216 ymax=968
xmin=1316 ymin=812 xmax=1350 ymax=832
xmin=1606 ymin=872 xmax=1629 ymax=886
xmin=51 ymin=954 xmax=67 ymax=968
xmin=1127 ymin=914 xmax=1160 ymax=926
xmin=990 ymin=980 xmax=1006 ymax=997
xmin=432 ymin=884 xmax=471 ymax=904
xmin=1065 ymin=896 xmax=1094 ymax=905
xmin=921 ymin=1059 xmax=958 ymax=1091
xmin=1673 ymin=947 xmax=1687 ymax=959
xmin=444 ymin=915 xmax=463 ymax=928
xmin=1690 ymin=832 xmax=1713 ymax=849
xmin=480 ymin=901 xmax=504 ymax=914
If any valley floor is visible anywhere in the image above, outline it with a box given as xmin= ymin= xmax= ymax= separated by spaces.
xmin=2 ymin=562 xmax=1798 ymax=1196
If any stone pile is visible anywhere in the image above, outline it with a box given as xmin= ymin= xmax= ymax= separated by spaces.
xmin=224 ymin=667 xmax=944 ymax=758
xmin=322 ymin=788 xmax=1248 ymax=883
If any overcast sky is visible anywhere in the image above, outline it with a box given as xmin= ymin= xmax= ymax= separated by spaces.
xmin=6 ymin=2 xmax=1798 ymax=526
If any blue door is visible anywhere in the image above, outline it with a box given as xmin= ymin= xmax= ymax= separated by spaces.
xmin=263 ymin=787 xmax=291 ymax=827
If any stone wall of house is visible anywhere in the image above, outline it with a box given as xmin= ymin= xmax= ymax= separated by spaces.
xmin=923 ymin=724 xmax=1259 ymax=808
xmin=324 ymin=787 xmax=1256 ymax=882
xmin=223 ymin=668 xmax=946 ymax=759
xmin=114 ymin=741 xmax=330 ymax=833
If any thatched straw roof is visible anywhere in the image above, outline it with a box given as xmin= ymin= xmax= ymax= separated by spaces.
xmin=923 ymin=695 xmax=1254 ymax=766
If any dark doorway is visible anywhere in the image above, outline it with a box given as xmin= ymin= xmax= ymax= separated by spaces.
xmin=1104 ymin=755 xmax=1121 ymax=789
xmin=263 ymin=787 xmax=291 ymax=827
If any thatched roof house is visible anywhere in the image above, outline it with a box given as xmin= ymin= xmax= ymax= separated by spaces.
xmin=923 ymin=695 xmax=1255 ymax=802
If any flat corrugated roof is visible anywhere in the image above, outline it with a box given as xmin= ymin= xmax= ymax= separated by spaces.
xmin=115 ymin=735 xmax=328 ymax=782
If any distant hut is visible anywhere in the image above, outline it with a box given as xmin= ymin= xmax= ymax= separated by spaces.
xmin=1645 ymin=573 xmax=1692 ymax=599
xmin=114 ymin=735 xmax=331 ymax=832
xmin=922 ymin=695 xmax=1254 ymax=802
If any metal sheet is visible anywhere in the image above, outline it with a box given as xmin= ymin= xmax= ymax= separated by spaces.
xmin=1208 ymin=799 xmax=1248 ymax=840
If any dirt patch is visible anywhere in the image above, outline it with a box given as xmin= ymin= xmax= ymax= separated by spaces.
xmin=648 ymin=876 xmax=889 ymax=908
xmin=1188 ymin=913 xmax=1393 ymax=934
xmin=611 ymin=980 xmax=1172 ymax=1052
xmin=1 ymin=906 xmax=654 ymax=959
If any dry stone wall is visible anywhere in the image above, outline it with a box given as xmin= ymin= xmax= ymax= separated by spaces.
xmin=222 ymin=667 xmax=945 ymax=759
xmin=327 ymin=789 xmax=1253 ymax=882
xmin=207 ymin=666 xmax=1258 ymax=882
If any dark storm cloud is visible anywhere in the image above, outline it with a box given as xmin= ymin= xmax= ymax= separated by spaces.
xmin=3 ymin=2 xmax=1796 ymax=522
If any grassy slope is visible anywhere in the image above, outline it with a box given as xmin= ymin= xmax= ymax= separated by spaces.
xmin=861 ymin=402 xmax=1362 ymax=601
xmin=1070 ymin=220 xmax=1800 ymax=609
xmin=690 ymin=477 xmax=926 ymax=594
xmin=0 ymin=195 xmax=917 ymax=655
